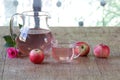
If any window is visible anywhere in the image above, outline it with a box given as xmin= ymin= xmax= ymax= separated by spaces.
xmin=0 ymin=0 xmax=120 ymax=27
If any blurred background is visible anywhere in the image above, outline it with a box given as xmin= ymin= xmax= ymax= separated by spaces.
xmin=0 ymin=0 xmax=120 ymax=27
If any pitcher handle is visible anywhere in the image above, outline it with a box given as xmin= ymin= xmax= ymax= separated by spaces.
xmin=10 ymin=13 xmax=25 ymax=42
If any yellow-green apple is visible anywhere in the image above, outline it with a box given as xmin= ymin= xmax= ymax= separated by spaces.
xmin=93 ymin=44 xmax=110 ymax=58
xmin=74 ymin=42 xmax=90 ymax=56
xmin=29 ymin=49 xmax=44 ymax=64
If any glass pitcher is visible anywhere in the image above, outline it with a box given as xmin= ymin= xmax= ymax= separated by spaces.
xmin=10 ymin=11 xmax=53 ymax=56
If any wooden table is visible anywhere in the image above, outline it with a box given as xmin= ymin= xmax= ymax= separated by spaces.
xmin=0 ymin=27 xmax=120 ymax=80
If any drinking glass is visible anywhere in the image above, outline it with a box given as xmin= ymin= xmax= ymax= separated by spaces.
xmin=51 ymin=39 xmax=80 ymax=63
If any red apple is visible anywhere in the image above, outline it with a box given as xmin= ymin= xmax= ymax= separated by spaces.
xmin=74 ymin=42 xmax=90 ymax=56
xmin=93 ymin=44 xmax=110 ymax=58
xmin=29 ymin=49 xmax=44 ymax=64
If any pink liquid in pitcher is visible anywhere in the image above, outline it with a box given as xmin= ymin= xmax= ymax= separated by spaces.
xmin=16 ymin=28 xmax=53 ymax=56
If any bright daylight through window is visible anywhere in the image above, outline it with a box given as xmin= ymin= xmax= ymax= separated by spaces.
xmin=0 ymin=0 xmax=120 ymax=27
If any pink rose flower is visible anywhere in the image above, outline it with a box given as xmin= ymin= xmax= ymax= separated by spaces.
xmin=6 ymin=47 xmax=19 ymax=58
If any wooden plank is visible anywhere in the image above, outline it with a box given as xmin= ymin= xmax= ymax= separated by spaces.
xmin=0 ymin=35 xmax=6 ymax=80
xmin=51 ymin=27 xmax=120 ymax=56
xmin=0 ymin=48 xmax=6 ymax=80
xmin=3 ymin=55 xmax=120 ymax=80
xmin=1 ymin=27 xmax=120 ymax=80
xmin=2 ymin=56 xmax=102 ymax=80
xmin=95 ymin=57 xmax=120 ymax=80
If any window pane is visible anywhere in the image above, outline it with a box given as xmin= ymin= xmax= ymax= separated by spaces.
xmin=0 ymin=0 xmax=120 ymax=27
